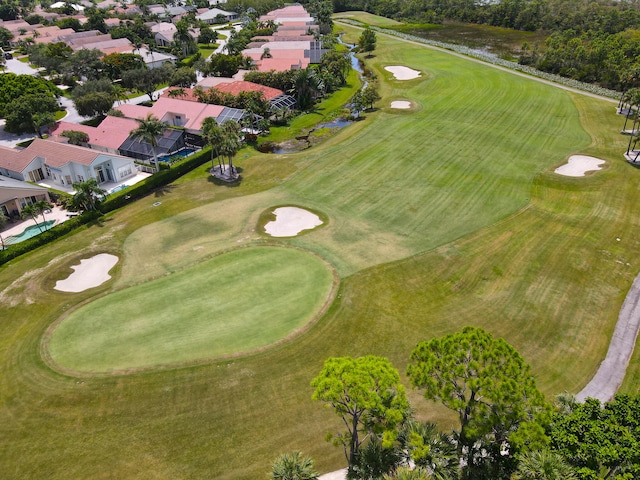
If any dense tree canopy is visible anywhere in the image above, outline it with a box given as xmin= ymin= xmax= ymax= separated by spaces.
xmin=4 ymin=93 xmax=60 ymax=135
xmin=311 ymin=355 xmax=410 ymax=477
xmin=407 ymin=327 xmax=549 ymax=479
xmin=0 ymin=73 xmax=59 ymax=118
xmin=549 ymin=395 xmax=640 ymax=479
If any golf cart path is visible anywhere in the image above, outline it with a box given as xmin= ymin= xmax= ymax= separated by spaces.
xmin=576 ymin=270 xmax=640 ymax=402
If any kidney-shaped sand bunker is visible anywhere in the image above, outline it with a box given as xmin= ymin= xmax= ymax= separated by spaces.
xmin=46 ymin=246 xmax=335 ymax=374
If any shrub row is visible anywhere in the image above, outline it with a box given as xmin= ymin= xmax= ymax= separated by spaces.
xmin=0 ymin=147 xmax=212 ymax=267
xmin=339 ymin=19 xmax=621 ymax=99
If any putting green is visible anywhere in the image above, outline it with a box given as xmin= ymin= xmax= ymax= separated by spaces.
xmin=46 ymin=246 xmax=335 ymax=373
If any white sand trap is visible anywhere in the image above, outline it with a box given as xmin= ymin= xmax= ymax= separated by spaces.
xmin=555 ymin=155 xmax=605 ymax=177
xmin=264 ymin=207 xmax=323 ymax=237
xmin=385 ymin=66 xmax=421 ymax=80
xmin=391 ymin=100 xmax=411 ymax=109
xmin=54 ymin=254 xmax=119 ymax=293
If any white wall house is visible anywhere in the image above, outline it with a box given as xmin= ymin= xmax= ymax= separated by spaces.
xmin=0 ymin=139 xmax=137 ymax=190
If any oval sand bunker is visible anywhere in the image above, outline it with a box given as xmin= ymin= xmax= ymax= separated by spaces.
xmin=265 ymin=207 xmax=323 ymax=237
xmin=55 ymin=253 xmax=118 ymax=293
xmin=555 ymin=155 xmax=605 ymax=177
xmin=385 ymin=66 xmax=421 ymax=80
xmin=391 ymin=101 xmax=411 ymax=109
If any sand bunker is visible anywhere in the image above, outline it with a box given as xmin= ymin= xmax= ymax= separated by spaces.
xmin=390 ymin=101 xmax=411 ymax=109
xmin=54 ymin=254 xmax=119 ymax=293
xmin=385 ymin=66 xmax=421 ymax=80
xmin=264 ymin=207 xmax=323 ymax=237
xmin=555 ymin=155 xmax=605 ymax=177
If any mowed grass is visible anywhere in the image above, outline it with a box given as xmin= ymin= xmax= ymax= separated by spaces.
xmin=47 ymin=246 xmax=335 ymax=372
xmin=2 ymin=23 xmax=640 ymax=480
xmin=121 ymin=32 xmax=590 ymax=279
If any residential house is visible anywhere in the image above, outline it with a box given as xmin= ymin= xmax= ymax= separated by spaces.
xmin=196 ymin=8 xmax=238 ymax=24
xmin=0 ymin=175 xmax=51 ymax=220
xmin=116 ymin=96 xmax=246 ymax=134
xmin=190 ymin=81 xmax=296 ymax=110
xmin=151 ymin=22 xmax=177 ymax=47
xmin=0 ymin=139 xmax=138 ymax=190
xmin=50 ymin=117 xmax=142 ymax=155
xmin=124 ymin=47 xmax=176 ymax=69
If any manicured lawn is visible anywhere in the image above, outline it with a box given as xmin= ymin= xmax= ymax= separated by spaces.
xmin=2 ymin=21 xmax=640 ymax=480
xmin=47 ymin=246 xmax=335 ymax=373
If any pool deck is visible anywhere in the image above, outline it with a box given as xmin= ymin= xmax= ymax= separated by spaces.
xmin=1 ymin=206 xmax=74 ymax=242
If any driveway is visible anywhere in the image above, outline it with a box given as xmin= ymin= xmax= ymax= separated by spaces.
xmin=3 ymin=57 xmax=42 ymax=76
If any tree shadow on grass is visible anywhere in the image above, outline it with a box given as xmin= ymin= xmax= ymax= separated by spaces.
xmin=154 ymin=184 xmax=177 ymax=197
xmin=207 ymin=166 xmax=243 ymax=187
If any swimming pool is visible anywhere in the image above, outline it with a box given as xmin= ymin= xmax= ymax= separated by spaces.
xmin=5 ymin=220 xmax=55 ymax=244
xmin=109 ymin=184 xmax=129 ymax=194
xmin=157 ymin=148 xmax=196 ymax=162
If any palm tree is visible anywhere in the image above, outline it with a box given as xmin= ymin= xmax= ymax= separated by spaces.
xmin=131 ymin=114 xmax=167 ymax=172
xmin=398 ymin=420 xmax=459 ymax=480
xmin=270 ymin=451 xmax=318 ymax=480
xmin=290 ymin=68 xmax=321 ymax=111
xmin=511 ymin=450 xmax=577 ymax=480
xmin=20 ymin=200 xmax=52 ymax=233
xmin=383 ymin=467 xmax=432 ymax=480
xmin=201 ymin=116 xmax=224 ymax=171
xmin=219 ymin=120 xmax=242 ymax=176
xmin=71 ymin=178 xmax=107 ymax=212
xmin=167 ymin=88 xmax=184 ymax=99
xmin=174 ymin=21 xmax=194 ymax=58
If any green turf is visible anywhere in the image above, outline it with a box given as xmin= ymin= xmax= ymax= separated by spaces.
xmin=47 ymin=246 xmax=335 ymax=372
xmin=2 ymin=21 xmax=640 ymax=480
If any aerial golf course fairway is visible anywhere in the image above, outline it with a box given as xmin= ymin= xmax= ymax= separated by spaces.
xmin=2 ymin=19 xmax=640 ymax=480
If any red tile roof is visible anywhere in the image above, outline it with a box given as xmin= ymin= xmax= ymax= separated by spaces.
xmin=212 ymin=81 xmax=284 ymax=100
xmin=51 ymin=116 xmax=141 ymax=150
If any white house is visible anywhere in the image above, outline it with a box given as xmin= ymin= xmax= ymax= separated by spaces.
xmin=0 ymin=139 xmax=138 ymax=190
xmin=0 ymin=175 xmax=51 ymax=220
xmin=196 ymin=8 xmax=238 ymax=24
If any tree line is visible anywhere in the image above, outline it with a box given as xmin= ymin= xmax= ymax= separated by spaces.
xmin=328 ymin=0 xmax=640 ymax=91
xmin=268 ymin=326 xmax=640 ymax=480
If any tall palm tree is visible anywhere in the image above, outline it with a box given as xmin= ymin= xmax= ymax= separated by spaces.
xmin=201 ymin=117 xmax=224 ymax=171
xmin=220 ymin=120 xmax=242 ymax=175
xmin=511 ymin=450 xmax=577 ymax=480
xmin=71 ymin=178 xmax=107 ymax=212
xmin=20 ymin=200 xmax=52 ymax=233
xmin=270 ymin=451 xmax=318 ymax=480
xmin=174 ymin=21 xmax=194 ymax=58
xmin=131 ymin=114 xmax=167 ymax=172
